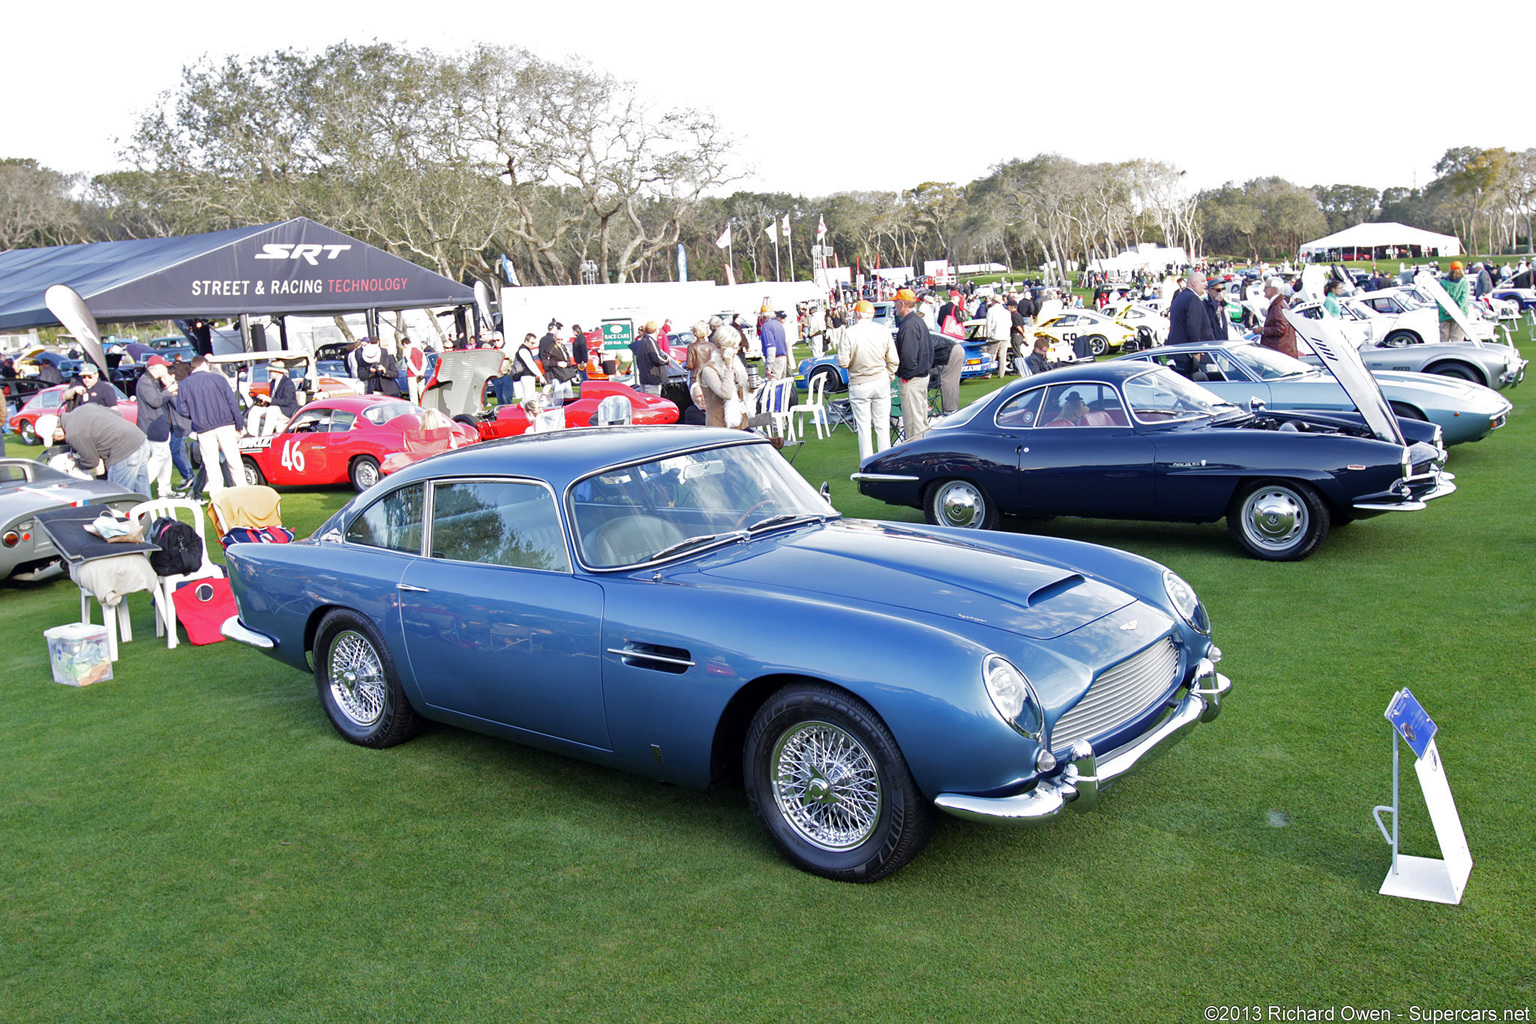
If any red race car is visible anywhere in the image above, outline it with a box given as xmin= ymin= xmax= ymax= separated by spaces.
xmin=237 ymin=394 xmax=479 ymax=491
xmin=7 ymin=384 xmax=139 ymax=445
xmin=468 ymin=380 xmax=679 ymax=440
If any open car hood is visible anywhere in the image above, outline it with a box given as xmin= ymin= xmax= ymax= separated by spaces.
xmin=422 ymin=350 xmax=504 ymax=418
xmin=1285 ymin=308 xmax=1406 ymax=446
xmin=697 ymin=523 xmax=1135 ymax=640
xmin=1413 ymin=272 xmax=1487 ymax=343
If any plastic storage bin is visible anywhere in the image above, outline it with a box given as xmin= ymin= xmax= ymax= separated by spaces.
xmin=44 ymin=622 xmax=113 ymax=687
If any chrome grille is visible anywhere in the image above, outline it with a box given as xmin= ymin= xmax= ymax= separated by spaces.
xmin=1052 ymin=638 xmax=1180 ymax=750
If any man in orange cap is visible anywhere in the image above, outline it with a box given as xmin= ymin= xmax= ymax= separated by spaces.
xmin=892 ymin=287 xmax=933 ymax=442
xmin=1438 ymin=261 xmax=1469 ymax=343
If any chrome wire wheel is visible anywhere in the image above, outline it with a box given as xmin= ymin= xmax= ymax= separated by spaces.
xmin=328 ymin=630 xmax=386 ymax=728
xmin=1240 ymin=485 xmax=1305 ymax=552
xmin=771 ymin=720 xmax=883 ymax=851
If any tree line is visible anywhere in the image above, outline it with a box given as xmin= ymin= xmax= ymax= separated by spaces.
xmin=3 ymin=42 xmax=1532 ymax=287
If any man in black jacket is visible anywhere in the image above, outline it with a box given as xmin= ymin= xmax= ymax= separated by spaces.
xmin=1167 ymin=272 xmax=1215 ymax=346
xmin=1204 ymin=280 xmax=1230 ymax=341
xmin=892 ymin=288 xmax=933 ymax=442
xmin=136 ymin=356 xmax=178 ymax=497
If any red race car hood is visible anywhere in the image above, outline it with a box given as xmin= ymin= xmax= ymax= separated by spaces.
xmin=697 ymin=522 xmax=1135 ymax=640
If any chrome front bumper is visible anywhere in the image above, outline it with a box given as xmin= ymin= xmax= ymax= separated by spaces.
xmin=934 ymin=664 xmax=1233 ymax=825
xmin=221 ymin=615 xmax=275 ymax=649
xmin=1353 ymin=470 xmax=1457 ymax=512
xmin=1500 ymin=360 xmax=1527 ymax=388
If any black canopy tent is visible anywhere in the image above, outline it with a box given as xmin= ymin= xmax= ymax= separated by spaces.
xmin=0 ymin=218 xmax=477 ymax=351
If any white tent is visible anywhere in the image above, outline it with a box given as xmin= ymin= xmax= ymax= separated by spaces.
xmin=1299 ymin=222 xmax=1460 ymax=261
xmin=1089 ymin=243 xmax=1191 ymax=276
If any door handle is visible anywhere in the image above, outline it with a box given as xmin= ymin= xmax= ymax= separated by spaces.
xmin=396 ymin=583 xmax=428 ymax=593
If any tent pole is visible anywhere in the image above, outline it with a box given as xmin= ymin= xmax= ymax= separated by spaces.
xmin=239 ymin=313 xmax=251 ymax=353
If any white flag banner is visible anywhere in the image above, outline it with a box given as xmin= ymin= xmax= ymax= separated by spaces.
xmin=816 ymin=215 xmax=827 ymax=242
xmin=716 ymin=226 xmax=732 ymax=249
xmin=781 ymin=214 xmax=791 ymax=239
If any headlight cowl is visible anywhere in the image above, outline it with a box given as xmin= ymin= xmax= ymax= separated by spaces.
xmin=1163 ymin=570 xmax=1211 ymax=635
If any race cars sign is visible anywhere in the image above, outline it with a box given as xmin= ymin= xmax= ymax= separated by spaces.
xmin=601 ymin=319 xmax=634 ymax=353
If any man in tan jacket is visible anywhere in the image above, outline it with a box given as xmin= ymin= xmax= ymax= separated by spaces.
xmin=837 ymin=300 xmax=901 ymax=461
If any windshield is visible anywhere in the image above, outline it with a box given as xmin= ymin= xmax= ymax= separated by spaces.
xmin=362 ymin=400 xmax=425 ymax=426
xmin=1229 ymin=344 xmax=1316 ymax=380
xmin=1124 ymin=367 xmax=1240 ymax=423
xmin=570 ymin=442 xmax=835 ymax=569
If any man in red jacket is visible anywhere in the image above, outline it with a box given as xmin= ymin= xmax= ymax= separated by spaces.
xmin=1259 ymin=279 xmax=1298 ymax=358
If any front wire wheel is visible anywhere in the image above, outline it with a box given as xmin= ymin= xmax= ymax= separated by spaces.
xmin=744 ymin=683 xmax=935 ymax=882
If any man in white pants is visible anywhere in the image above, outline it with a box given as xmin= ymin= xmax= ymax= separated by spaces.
xmin=837 ymin=300 xmax=900 ymax=461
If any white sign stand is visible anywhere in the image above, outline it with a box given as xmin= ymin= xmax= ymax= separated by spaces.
xmin=1372 ymin=690 xmax=1473 ymax=904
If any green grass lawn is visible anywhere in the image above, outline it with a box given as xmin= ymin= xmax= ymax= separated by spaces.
xmin=3 ymin=329 xmax=1534 ymax=1022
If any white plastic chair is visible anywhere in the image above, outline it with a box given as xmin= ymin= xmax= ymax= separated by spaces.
xmin=593 ymin=395 xmax=633 ymax=426
xmin=756 ymin=377 xmax=797 ymax=440
xmin=128 ymin=498 xmax=223 ymax=650
xmin=789 ymin=371 xmax=830 ymax=441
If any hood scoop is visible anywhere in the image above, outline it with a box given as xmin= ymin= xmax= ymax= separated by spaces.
xmin=695 ymin=524 xmax=1132 ymax=640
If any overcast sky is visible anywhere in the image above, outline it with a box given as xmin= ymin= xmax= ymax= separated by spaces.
xmin=9 ymin=1 xmax=1534 ymax=203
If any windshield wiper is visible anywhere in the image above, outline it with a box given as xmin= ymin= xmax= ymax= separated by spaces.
xmin=746 ymin=512 xmax=810 ymax=533
xmin=649 ymin=530 xmax=748 ymax=561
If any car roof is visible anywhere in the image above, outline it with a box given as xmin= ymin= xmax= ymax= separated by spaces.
xmin=303 ymin=394 xmax=408 ymax=414
xmin=1001 ymin=362 xmax=1161 ymax=389
xmin=382 ymin=426 xmax=766 ymax=490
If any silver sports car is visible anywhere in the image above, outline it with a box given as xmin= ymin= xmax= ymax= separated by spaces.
xmin=0 ymin=458 xmax=146 ymax=582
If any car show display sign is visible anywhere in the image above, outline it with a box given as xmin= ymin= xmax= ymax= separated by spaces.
xmin=1372 ymin=688 xmax=1472 ymax=904
xmin=600 ymin=319 xmax=634 ymax=353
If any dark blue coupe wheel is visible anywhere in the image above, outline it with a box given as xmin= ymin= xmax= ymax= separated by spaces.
xmin=1228 ymin=480 xmax=1330 ymax=561
xmin=925 ymin=479 xmax=998 ymax=531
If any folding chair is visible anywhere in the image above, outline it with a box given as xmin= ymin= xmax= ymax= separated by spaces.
xmin=128 ymin=497 xmax=223 ymax=650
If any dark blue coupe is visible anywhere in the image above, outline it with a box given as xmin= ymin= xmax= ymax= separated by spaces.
xmin=222 ymin=427 xmax=1231 ymax=882
xmin=854 ymin=363 xmax=1455 ymax=561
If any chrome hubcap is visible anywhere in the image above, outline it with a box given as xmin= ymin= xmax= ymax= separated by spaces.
xmin=329 ymin=630 xmax=385 ymax=727
xmin=937 ymin=481 xmax=984 ymax=528
xmin=1245 ymin=489 xmax=1304 ymax=548
xmin=771 ymin=721 xmax=882 ymax=851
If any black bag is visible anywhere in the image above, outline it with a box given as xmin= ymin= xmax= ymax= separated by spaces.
xmin=147 ymin=516 xmax=204 ymax=577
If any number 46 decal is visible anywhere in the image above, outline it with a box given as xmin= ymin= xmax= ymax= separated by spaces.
xmin=280 ymin=438 xmax=306 ymax=473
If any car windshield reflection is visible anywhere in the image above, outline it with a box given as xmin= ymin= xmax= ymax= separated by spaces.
xmin=1125 ymin=368 xmax=1240 ymax=423
xmin=1232 ymin=345 xmax=1317 ymax=381
xmin=571 ymin=442 xmax=835 ymax=569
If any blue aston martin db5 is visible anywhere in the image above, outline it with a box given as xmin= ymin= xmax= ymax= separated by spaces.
xmin=853 ymin=362 xmax=1455 ymax=561
xmin=222 ymin=427 xmax=1231 ymax=882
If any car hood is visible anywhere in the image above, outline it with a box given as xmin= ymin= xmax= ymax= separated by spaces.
xmin=0 ymin=477 xmax=137 ymax=524
xmin=694 ymin=521 xmax=1136 ymax=640
xmin=1372 ymin=370 xmax=1510 ymax=409
xmin=1285 ymin=308 xmax=1406 ymax=446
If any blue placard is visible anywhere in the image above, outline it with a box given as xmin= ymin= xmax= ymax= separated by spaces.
xmin=1385 ymin=688 xmax=1438 ymax=761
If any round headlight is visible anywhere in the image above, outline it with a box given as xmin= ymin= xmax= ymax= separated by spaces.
xmin=1163 ymin=570 xmax=1210 ymax=635
xmin=982 ymin=655 xmax=1042 ymax=738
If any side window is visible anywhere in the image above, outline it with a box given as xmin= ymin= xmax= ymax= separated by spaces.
xmin=995 ymin=388 xmax=1045 ymax=428
xmin=287 ymin=409 xmax=328 ymax=434
xmin=1040 ymin=383 xmax=1126 ymax=426
xmin=329 ymin=411 xmax=356 ymax=433
xmin=42 ymin=391 xmax=61 ymax=409
xmin=346 ymin=483 xmax=424 ymax=553
xmin=429 ymin=480 xmax=569 ymax=572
